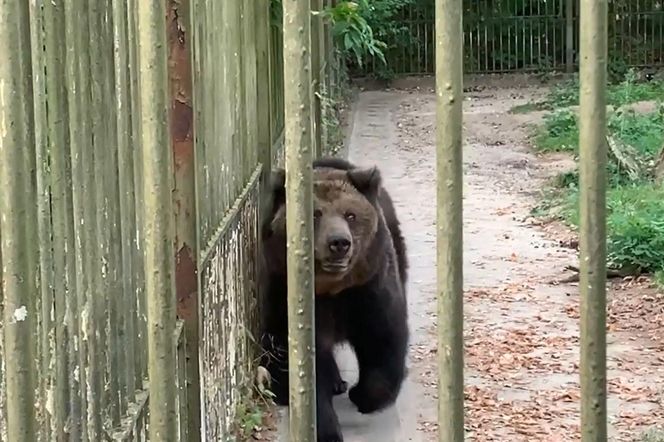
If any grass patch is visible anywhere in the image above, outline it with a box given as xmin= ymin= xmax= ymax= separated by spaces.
xmin=547 ymin=70 xmax=664 ymax=109
xmin=654 ymin=269 xmax=664 ymax=290
xmin=532 ymin=69 xmax=664 ymax=277
xmin=509 ymin=102 xmax=548 ymax=114
xmin=510 ymin=69 xmax=664 ymax=114
xmin=641 ymin=427 xmax=664 ymax=442
xmin=556 ymin=184 xmax=664 ymax=273
xmin=533 ymin=104 xmax=664 ymax=157
xmin=533 ymin=109 xmax=578 ymax=153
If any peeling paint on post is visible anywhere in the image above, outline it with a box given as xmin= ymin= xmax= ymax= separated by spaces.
xmin=136 ymin=0 xmax=178 ymax=440
xmin=578 ymin=0 xmax=608 ymax=440
xmin=435 ymin=0 xmax=465 ymax=441
xmin=0 ymin=0 xmax=38 ymax=440
xmin=282 ymin=0 xmax=317 ymax=439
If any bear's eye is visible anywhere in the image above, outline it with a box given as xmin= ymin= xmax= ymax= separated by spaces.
xmin=314 ymin=209 xmax=322 ymax=219
xmin=345 ymin=212 xmax=356 ymax=222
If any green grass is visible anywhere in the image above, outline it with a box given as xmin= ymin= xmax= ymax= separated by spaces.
xmin=533 ymin=105 xmax=664 ymax=157
xmin=654 ymin=269 xmax=664 ymax=290
xmin=533 ymin=109 xmax=578 ymax=153
xmin=531 ymin=71 xmax=664 ymax=277
xmin=509 ymin=102 xmax=549 ymax=114
xmin=641 ymin=427 xmax=664 ymax=442
xmin=510 ymin=69 xmax=664 ymax=114
xmin=556 ymin=183 xmax=664 ymax=273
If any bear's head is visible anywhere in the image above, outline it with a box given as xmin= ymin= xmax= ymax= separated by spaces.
xmin=262 ymin=165 xmax=384 ymax=295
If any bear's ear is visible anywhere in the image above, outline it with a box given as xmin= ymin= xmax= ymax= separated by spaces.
xmin=348 ymin=166 xmax=381 ymax=200
xmin=270 ymin=168 xmax=286 ymax=207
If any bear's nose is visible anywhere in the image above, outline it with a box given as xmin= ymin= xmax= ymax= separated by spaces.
xmin=328 ymin=236 xmax=351 ymax=256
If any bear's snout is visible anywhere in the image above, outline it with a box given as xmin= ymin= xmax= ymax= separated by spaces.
xmin=327 ymin=235 xmax=351 ymax=258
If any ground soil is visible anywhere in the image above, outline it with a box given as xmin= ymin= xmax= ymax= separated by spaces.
xmin=269 ymin=79 xmax=664 ymax=441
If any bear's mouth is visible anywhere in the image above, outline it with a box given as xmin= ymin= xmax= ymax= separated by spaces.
xmin=319 ymin=260 xmax=349 ymax=274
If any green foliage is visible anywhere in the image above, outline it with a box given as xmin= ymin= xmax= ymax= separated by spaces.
xmin=654 ymin=270 xmax=664 ymax=291
xmin=558 ymin=184 xmax=664 ymax=273
xmin=609 ymin=106 xmax=664 ymax=158
xmin=534 ymin=68 xmax=664 ymax=277
xmin=543 ymin=70 xmax=664 ymax=110
xmin=605 ymin=185 xmax=664 ymax=272
xmin=318 ymin=1 xmax=387 ymax=67
xmin=533 ymin=109 xmax=578 ymax=153
xmin=533 ymin=97 xmax=664 ymax=160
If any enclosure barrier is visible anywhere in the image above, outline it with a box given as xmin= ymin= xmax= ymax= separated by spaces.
xmin=435 ymin=0 xmax=465 ymax=440
xmin=0 ymin=0 xmax=341 ymax=440
xmin=1 ymin=0 xmax=609 ymax=441
xmin=356 ymin=0 xmax=663 ymax=76
xmin=579 ymin=0 xmax=609 ymax=439
xmin=282 ymin=0 xmax=318 ymax=438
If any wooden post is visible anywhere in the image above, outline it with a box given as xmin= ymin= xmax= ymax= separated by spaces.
xmin=0 ymin=1 xmax=38 ymax=438
xmin=283 ymin=0 xmax=317 ymax=439
xmin=578 ymin=0 xmax=608 ymax=440
xmin=136 ymin=0 xmax=178 ymax=439
xmin=435 ymin=0 xmax=465 ymax=440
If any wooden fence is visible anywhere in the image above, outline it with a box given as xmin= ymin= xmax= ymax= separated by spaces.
xmin=0 ymin=0 xmax=341 ymax=440
xmin=356 ymin=0 xmax=664 ymax=76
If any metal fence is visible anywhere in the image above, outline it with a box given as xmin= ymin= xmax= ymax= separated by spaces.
xmin=0 ymin=0 xmax=340 ymax=440
xmin=357 ymin=0 xmax=664 ymax=76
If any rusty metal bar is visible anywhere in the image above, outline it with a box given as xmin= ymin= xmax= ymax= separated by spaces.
xmin=435 ymin=0 xmax=465 ymax=440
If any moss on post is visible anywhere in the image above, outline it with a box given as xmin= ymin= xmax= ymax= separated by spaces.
xmin=578 ymin=0 xmax=608 ymax=440
xmin=282 ymin=0 xmax=317 ymax=439
xmin=434 ymin=0 xmax=465 ymax=441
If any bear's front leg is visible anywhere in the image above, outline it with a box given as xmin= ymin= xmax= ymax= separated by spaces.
xmin=346 ymin=295 xmax=409 ymax=414
xmin=316 ymin=348 xmax=344 ymax=442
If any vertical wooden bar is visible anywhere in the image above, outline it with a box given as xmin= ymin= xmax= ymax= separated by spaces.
xmin=62 ymin=0 xmax=85 ymax=437
xmin=0 ymin=0 xmax=38 ymax=439
xmin=256 ymin=0 xmax=273 ymax=176
xmin=101 ymin=0 xmax=124 ymax=426
xmin=282 ymin=0 xmax=317 ymax=439
xmin=111 ymin=0 xmax=137 ymax=412
xmin=127 ymin=0 xmax=147 ymax=388
xmin=578 ymin=0 xmax=608 ymax=440
xmin=44 ymin=0 xmax=73 ymax=437
xmin=86 ymin=1 xmax=104 ymax=435
xmin=310 ymin=0 xmax=323 ymax=158
xmin=435 ymin=0 xmax=464 ymax=440
xmin=566 ymin=0 xmax=575 ymax=72
xmin=27 ymin=1 xmax=52 ymax=437
xmin=243 ymin=0 xmax=259 ymax=168
xmin=136 ymin=0 xmax=178 ymax=440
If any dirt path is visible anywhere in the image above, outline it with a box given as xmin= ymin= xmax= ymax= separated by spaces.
xmin=275 ymin=86 xmax=664 ymax=441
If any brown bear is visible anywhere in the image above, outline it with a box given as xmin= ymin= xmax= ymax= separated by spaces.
xmin=259 ymin=157 xmax=409 ymax=442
